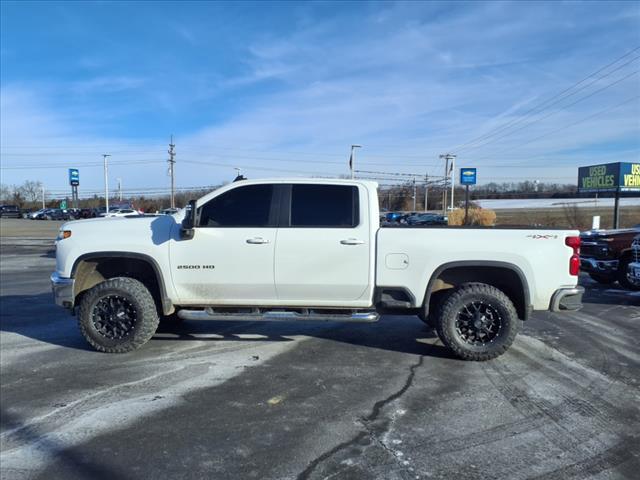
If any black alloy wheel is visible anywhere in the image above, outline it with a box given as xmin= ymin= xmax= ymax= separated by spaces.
xmin=91 ymin=294 xmax=138 ymax=340
xmin=455 ymin=301 xmax=502 ymax=346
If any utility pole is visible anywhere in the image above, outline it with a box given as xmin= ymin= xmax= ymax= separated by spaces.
xmin=117 ymin=178 xmax=122 ymax=201
xmin=102 ymin=154 xmax=111 ymax=213
xmin=439 ymin=153 xmax=456 ymax=214
xmin=349 ymin=144 xmax=361 ymax=179
xmin=412 ymin=176 xmax=417 ymax=211
xmin=168 ymin=136 xmax=176 ymax=209
xmin=424 ymin=174 xmax=429 ymax=212
xmin=41 ymin=185 xmax=45 ymax=209
xmin=450 ymin=155 xmax=455 ymax=211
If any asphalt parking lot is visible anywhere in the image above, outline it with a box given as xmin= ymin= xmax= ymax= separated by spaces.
xmin=1 ymin=220 xmax=639 ymax=480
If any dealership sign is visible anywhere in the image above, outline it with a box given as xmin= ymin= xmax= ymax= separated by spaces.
xmin=577 ymin=162 xmax=640 ymax=193
xmin=69 ymin=168 xmax=80 ymax=186
xmin=460 ymin=167 xmax=477 ymax=185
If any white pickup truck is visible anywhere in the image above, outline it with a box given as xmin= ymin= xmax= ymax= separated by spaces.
xmin=51 ymin=179 xmax=584 ymax=360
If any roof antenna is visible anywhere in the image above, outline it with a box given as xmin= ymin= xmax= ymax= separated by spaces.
xmin=233 ymin=167 xmax=246 ymax=182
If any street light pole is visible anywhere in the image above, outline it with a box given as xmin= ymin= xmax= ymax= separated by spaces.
xmin=117 ymin=178 xmax=122 ymax=201
xmin=424 ymin=174 xmax=429 ymax=212
xmin=41 ymin=186 xmax=45 ymax=209
xmin=103 ymin=154 xmax=111 ymax=213
xmin=350 ymin=144 xmax=361 ymax=179
xmin=439 ymin=153 xmax=456 ymax=214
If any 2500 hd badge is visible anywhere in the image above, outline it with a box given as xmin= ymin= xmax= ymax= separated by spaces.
xmin=177 ymin=264 xmax=215 ymax=270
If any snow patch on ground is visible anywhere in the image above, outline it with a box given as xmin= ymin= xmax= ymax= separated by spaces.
xmin=475 ymin=197 xmax=640 ymax=210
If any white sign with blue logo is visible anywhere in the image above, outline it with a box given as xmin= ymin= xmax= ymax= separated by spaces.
xmin=460 ymin=168 xmax=477 ymax=185
xmin=69 ymin=168 xmax=80 ymax=186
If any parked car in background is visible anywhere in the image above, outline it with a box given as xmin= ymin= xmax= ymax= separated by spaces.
xmin=106 ymin=208 xmax=141 ymax=217
xmin=0 ymin=205 xmax=21 ymax=218
xmin=66 ymin=208 xmax=81 ymax=219
xmin=21 ymin=209 xmax=33 ymax=219
xmin=77 ymin=208 xmax=95 ymax=219
xmin=580 ymin=226 xmax=640 ymax=290
xmin=406 ymin=213 xmax=449 ymax=226
xmin=385 ymin=212 xmax=405 ymax=223
xmin=627 ymin=235 xmax=640 ymax=290
xmin=42 ymin=209 xmax=71 ymax=221
xmin=30 ymin=209 xmax=49 ymax=220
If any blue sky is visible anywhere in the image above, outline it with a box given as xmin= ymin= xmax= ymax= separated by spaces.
xmin=1 ymin=0 xmax=639 ymax=197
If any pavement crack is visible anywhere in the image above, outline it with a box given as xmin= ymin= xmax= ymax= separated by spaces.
xmin=297 ymin=354 xmax=425 ymax=480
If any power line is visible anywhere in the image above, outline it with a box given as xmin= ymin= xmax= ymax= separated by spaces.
xmin=448 ymin=46 xmax=640 ymax=152
xmin=468 ymin=94 xmax=640 ymax=163
xmin=457 ymin=68 xmax=640 ymax=154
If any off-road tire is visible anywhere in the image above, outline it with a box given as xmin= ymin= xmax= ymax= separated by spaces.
xmin=78 ymin=277 xmax=159 ymax=353
xmin=588 ymin=273 xmax=615 ymax=285
xmin=435 ymin=283 xmax=520 ymax=361
xmin=617 ymin=257 xmax=640 ymax=291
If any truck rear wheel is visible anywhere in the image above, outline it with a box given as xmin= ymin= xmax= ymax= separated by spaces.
xmin=434 ymin=283 xmax=520 ymax=361
xmin=78 ymin=277 xmax=159 ymax=353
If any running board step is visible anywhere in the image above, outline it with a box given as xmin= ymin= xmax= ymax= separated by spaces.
xmin=177 ymin=308 xmax=379 ymax=323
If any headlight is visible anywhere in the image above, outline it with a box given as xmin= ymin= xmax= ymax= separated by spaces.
xmin=56 ymin=230 xmax=72 ymax=241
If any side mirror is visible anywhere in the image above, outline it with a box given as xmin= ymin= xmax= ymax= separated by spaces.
xmin=180 ymin=200 xmax=197 ymax=240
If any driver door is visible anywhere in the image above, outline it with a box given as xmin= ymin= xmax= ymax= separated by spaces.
xmin=169 ymin=183 xmax=278 ymax=304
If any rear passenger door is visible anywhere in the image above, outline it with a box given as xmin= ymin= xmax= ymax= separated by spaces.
xmin=274 ymin=184 xmax=372 ymax=306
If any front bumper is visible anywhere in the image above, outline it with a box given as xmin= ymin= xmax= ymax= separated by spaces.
xmin=550 ymin=286 xmax=585 ymax=312
xmin=51 ymin=272 xmax=74 ymax=309
xmin=580 ymin=257 xmax=618 ymax=274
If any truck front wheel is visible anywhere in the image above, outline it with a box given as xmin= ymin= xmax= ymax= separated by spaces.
xmin=78 ymin=277 xmax=160 ymax=353
xmin=435 ymin=283 xmax=520 ymax=361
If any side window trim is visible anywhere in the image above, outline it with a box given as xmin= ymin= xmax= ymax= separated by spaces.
xmin=275 ymin=184 xmax=292 ymax=228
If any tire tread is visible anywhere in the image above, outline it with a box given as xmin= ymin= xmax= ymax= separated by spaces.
xmin=435 ymin=283 xmax=520 ymax=361
xmin=78 ymin=277 xmax=159 ymax=353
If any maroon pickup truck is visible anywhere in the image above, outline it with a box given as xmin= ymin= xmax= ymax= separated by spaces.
xmin=580 ymin=226 xmax=640 ymax=290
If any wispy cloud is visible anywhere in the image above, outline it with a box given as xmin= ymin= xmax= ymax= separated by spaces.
xmin=71 ymin=76 xmax=147 ymax=95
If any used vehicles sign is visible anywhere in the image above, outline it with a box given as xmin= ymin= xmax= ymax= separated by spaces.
xmin=577 ymin=162 xmax=640 ymax=192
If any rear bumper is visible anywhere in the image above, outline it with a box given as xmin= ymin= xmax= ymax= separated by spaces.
xmin=550 ymin=286 xmax=584 ymax=312
xmin=580 ymin=257 xmax=618 ymax=274
xmin=51 ymin=272 xmax=74 ymax=309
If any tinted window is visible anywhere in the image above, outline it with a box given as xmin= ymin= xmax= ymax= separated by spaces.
xmin=199 ymin=184 xmax=274 ymax=227
xmin=290 ymin=184 xmax=359 ymax=227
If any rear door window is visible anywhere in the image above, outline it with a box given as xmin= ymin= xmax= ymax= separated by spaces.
xmin=290 ymin=184 xmax=359 ymax=227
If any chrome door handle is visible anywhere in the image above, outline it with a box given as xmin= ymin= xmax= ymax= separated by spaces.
xmin=246 ymin=237 xmax=270 ymax=244
xmin=340 ymin=238 xmax=365 ymax=245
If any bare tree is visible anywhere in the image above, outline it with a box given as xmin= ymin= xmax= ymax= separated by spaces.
xmin=18 ymin=180 xmax=43 ymax=203
xmin=0 ymin=184 xmax=11 ymax=202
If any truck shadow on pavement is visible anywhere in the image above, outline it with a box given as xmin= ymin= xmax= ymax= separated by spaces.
xmin=1 ymin=410 xmax=134 ymax=480
xmin=155 ymin=314 xmax=454 ymax=358
xmin=0 ymin=293 xmax=454 ymax=359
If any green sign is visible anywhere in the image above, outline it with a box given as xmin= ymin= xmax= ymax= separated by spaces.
xmin=60 ymin=200 xmax=67 ymax=209
xmin=577 ymin=162 xmax=640 ymax=193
